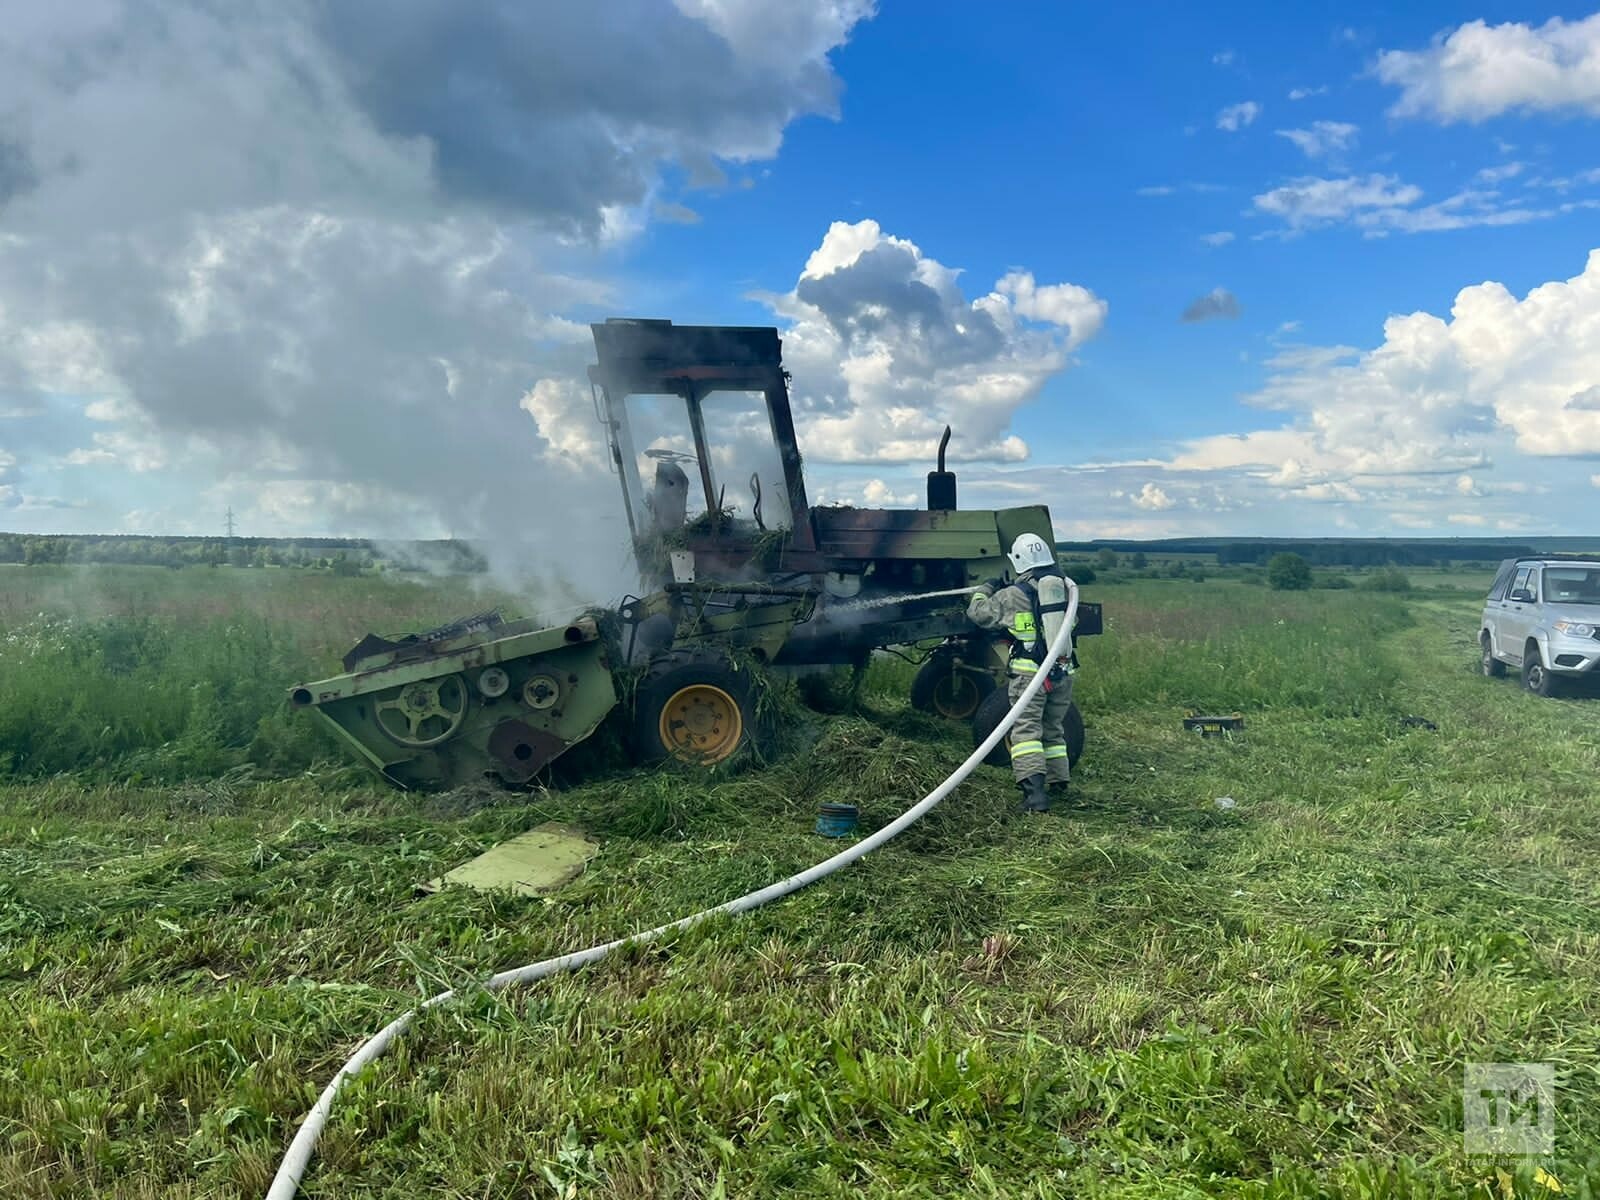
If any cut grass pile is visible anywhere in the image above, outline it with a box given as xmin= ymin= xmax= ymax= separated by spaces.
xmin=0 ymin=569 xmax=1596 ymax=1197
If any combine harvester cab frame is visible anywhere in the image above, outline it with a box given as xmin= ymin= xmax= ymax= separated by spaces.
xmin=291 ymin=318 xmax=1100 ymax=790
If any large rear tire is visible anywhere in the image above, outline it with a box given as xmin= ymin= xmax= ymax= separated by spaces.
xmin=910 ymin=654 xmax=996 ymax=721
xmin=970 ymin=688 xmax=1085 ymax=769
xmin=634 ymin=657 xmax=759 ymax=766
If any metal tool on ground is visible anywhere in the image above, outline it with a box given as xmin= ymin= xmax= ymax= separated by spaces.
xmin=290 ymin=319 xmax=1102 ymax=789
xmin=1183 ymin=712 xmax=1245 ymax=738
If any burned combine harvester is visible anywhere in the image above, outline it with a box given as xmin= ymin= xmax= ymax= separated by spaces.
xmin=291 ymin=320 xmax=1101 ymax=789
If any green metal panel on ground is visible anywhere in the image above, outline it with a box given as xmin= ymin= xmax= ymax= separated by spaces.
xmin=422 ymin=823 xmax=599 ymax=896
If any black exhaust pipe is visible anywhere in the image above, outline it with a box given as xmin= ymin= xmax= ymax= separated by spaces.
xmin=927 ymin=425 xmax=957 ymax=511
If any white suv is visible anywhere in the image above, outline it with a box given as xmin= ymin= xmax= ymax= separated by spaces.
xmin=1480 ymin=557 xmax=1600 ymax=697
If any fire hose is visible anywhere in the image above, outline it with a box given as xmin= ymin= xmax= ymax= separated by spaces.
xmin=265 ymin=581 xmax=1079 ymax=1199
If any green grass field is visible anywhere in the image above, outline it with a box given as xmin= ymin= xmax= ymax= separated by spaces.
xmin=1 ymin=567 xmax=1596 ymax=1198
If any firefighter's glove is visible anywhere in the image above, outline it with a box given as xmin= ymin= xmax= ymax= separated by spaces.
xmin=983 ymin=575 xmax=1008 ymax=593
xmin=1042 ymin=661 xmax=1069 ymax=694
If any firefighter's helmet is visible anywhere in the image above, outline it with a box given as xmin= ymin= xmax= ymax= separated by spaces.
xmin=1007 ymin=533 xmax=1054 ymax=574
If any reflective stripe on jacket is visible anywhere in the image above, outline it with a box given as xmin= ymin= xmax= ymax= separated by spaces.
xmin=967 ymin=575 xmax=1076 ymax=673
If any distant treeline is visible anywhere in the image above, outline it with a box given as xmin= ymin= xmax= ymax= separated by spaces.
xmin=0 ymin=533 xmax=489 ymax=574
xmin=1057 ymin=538 xmax=1542 ymax=567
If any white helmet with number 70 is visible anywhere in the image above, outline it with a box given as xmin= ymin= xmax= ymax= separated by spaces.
xmin=1007 ymin=532 xmax=1055 ymax=574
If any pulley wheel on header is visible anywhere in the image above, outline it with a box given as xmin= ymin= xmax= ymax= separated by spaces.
xmin=523 ymin=675 xmax=561 ymax=710
xmin=374 ymin=675 xmax=469 ymax=748
xmin=477 ymin=667 xmax=510 ymax=698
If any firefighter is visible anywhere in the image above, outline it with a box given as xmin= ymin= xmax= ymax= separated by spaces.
xmin=967 ymin=533 xmax=1076 ymax=813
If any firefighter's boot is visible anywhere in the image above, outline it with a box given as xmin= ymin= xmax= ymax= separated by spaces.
xmin=1017 ymin=774 xmax=1050 ymax=814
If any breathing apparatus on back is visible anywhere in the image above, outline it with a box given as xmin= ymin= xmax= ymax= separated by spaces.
xmin=1006 ymin=533 xmax=1074 ymax=679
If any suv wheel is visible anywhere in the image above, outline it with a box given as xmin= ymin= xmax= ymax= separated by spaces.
xmin=1480 ymin=633 xmax=1507 ymax=677
xmin=1522 ymin=642 xmax=1562 ymax=698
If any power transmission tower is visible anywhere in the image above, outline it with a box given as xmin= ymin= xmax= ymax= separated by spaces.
xmin=225 ymin=507 xmax=236 ymax=539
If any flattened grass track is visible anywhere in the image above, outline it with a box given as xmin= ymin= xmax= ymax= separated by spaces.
xmin=1 ymin=569 xmax=1596 ymax=1197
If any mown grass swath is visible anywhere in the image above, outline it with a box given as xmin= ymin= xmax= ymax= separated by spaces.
xmin=0 ymin=563 xmax=1596 ymax=1197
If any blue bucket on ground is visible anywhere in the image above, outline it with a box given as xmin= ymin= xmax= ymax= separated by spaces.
xmin=815 ymin=802 xmax=859 ymax=838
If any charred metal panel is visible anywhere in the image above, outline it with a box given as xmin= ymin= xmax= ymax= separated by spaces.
xmin=342 ymin=610 xmax=506 ymax=672
xmin=590 ymin=319 xmax=783 ymax=381
xmin=811 ymin=508 xmax=1001 ymax=560
xmin=589 ymin=318 xmax=814 ymax=556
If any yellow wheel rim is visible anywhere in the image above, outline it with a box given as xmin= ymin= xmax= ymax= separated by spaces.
xmin=659 ymin=684 xmax=743 ymax=764
xmin=931 ymin=671 xmax=983 ymax=720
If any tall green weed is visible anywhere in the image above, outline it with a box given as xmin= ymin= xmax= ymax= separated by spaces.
xmin=0 ymin=614 xmax=326 ymax=780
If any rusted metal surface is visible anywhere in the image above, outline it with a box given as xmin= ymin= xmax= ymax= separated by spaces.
xmin=487 ymin=720 xmax=568 ymax=782
xmin=341 ymin=610 xmax=505 ymax=672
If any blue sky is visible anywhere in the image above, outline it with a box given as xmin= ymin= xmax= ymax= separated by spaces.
xmin=1 ymin=2 xmax=1598 ymax=563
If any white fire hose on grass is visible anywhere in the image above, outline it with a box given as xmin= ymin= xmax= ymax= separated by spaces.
xmin=265 ymin=582 xmax=1079 ymax=1199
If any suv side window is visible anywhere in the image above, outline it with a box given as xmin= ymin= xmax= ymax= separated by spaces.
xmin=1509 ymin=566 xmax=1534 ymax=600
xmin=1487 ymin=562 xmax=1516 ymax=601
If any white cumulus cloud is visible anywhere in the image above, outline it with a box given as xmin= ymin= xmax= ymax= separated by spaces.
xmin=761 ymin=219 xmax=1105 ymax=465
xmin=861 ymin=478 xmax=916 ymax=506
xmin=1377 ymin=14 xmax=1600 ymax=123
xmin=519 ymin=377 xmax=604 ymax=464
xmin=1475 ymin=161 xmax=1526 ymax=184
xmin=995 ymin=271 xmax=1108 ymax=346
xmin=1291 ymin=481 xmax=1362 ymax=502
xmin=1160 ymin=250 xmax=1600 ymax=485
xmin=1132 ymin=482 xmax=1174 ymax=510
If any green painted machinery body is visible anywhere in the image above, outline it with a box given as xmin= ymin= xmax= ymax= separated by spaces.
xmin=291 ymin=614 xmax=618 ymax=791
xmin=290 ymin=501 xmax=1068 ymax=791
xmin=291 ymin=320 xmax=1099 ymax=790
